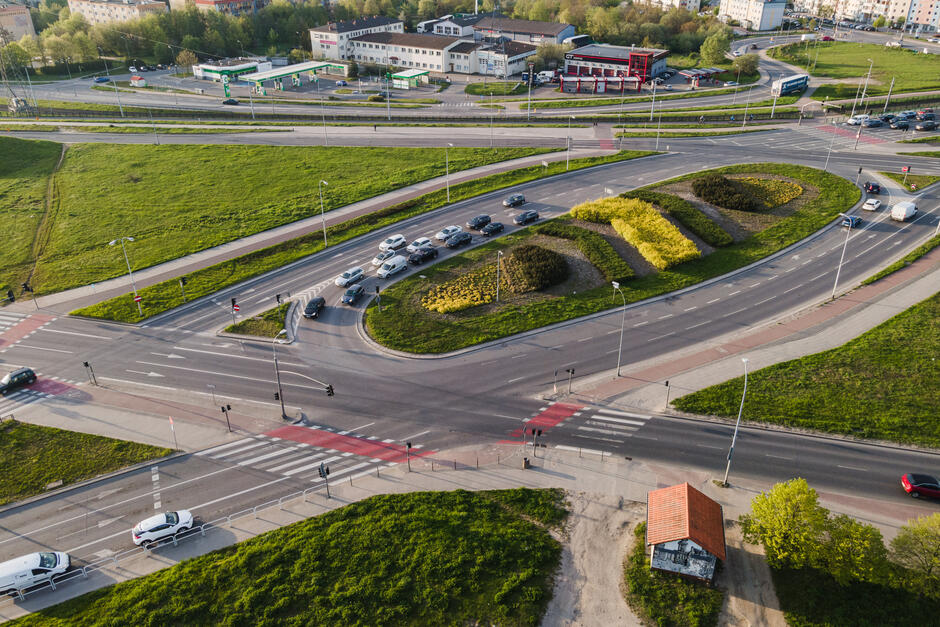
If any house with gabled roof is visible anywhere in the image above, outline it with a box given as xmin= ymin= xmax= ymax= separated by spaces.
xmin=646 ymin=483 xmax=726 ymax=582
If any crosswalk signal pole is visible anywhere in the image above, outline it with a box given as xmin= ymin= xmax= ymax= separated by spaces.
xmin=221 ymin=404 xmax=232 ymax=432
xmin=406 ymin=442 xmax=412 ymax=472
xmin=319 ymin=463 xmax=331 ymax=498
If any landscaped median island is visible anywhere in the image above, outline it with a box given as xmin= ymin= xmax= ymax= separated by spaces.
xmin=224 ymin=302 xmax=289 ymax=338
xmin=70 ymin=150 xmax=654 ymax=323
xmin=365 ymin=163 xmax=859 ymax=354
xmin=0 ymin=137 xmax=551 ymax=298
xmin=0 ymin=420 xmax=173 ymax=506
xmin=878 ymin=170 xmax=940 ymax=191
xmin=14 ymin=488 xmax=567 ymax=626
xmin=673 ymin=292 xmax=940 ymax=447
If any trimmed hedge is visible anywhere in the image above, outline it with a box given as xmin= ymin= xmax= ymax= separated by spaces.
xmin=504 ymin=245 xmax=568 ymax=292
xmin=621 ymin=190 xmax=733 ymax=248
xmin=692 ymin=173 xmax=762 ymax=212
xmin=535 ymin=220 xmax=634 ymax=282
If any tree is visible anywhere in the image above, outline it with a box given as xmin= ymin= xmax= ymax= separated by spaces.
xmin=818 ymin=4 xmax=834 ymax=19
xmin=873 ymin=15 xmax=886 ymax=28
xmin=732 ymin=53 xmax=759 ymax=76
xmin=288 ymin=47 xmax=305 ymax=63
xmin=739 ymin=478 xmax=829 ymax=568
xmin=699 ymin=31 xmax=730 ymax=65
xmin=2 ymin=42 xmax=31 ymax=67
xmin=895 ymin=16 xmax=906 ymax=28
xmin=176 ymin=49 xmax=197 ymax=70
xmin=823 ymin=514 xmax=887 ymax=585
xmin=890 ymin=514 xmax=940 ymax=583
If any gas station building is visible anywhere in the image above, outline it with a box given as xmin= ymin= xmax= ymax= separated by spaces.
xmin=239 ymin=60 xmax=349 ymax=95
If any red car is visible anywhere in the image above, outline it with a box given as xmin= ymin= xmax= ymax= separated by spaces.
xmin=901 ymin=473 xmax=940 ymax=499
xmin=821 ymin=35 xmax=834 ymax=41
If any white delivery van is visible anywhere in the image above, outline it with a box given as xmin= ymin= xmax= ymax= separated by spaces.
xmin=890 ymin=201 xmax=917 ymax=221
xmin=536 ymin=71 xmax=555 ymax=83
xmin=0 ymin=551 xmax=70 ymax=595
xmin=377 ymin=255 xmax=408 ymax=279
xmin=801 ymin=33 xmax=816 ymax=41
xmin=847 ymin=114 xmax=870 ymax=125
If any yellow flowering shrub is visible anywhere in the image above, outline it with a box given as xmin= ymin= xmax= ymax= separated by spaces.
xmin=736 ymin=177 xmax=803 ymax=208
xmin=572 ymin=197 xmax=701 ymax=270
xmin=422 ymin=265 xmax=498 ymax=313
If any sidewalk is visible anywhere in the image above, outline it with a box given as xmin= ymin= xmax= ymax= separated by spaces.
xmin=6 ymin=146 xmax=613 ymax=315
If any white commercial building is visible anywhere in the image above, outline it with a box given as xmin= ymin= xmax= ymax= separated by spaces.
xmin=649 ymin=0 xmax=703 ymax=11
xmin=309 ymin=17 xmax=404 ymax=61
xmin=719 ymin=0 xmax=786 ymax=30
xmin=348 ymin=32 xmax=459 ymax=72
xmin=417 ymin=13 xmax=485 ymax=36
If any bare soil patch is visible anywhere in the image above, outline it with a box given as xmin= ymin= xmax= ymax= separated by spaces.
xmin=715 ymin=521 xmax=786 ymax=627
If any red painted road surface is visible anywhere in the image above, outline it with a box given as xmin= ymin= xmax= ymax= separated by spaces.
xmin=265 ymin=425 xmax=430 ymax=463
xmin=0 ymin=314 xmax=57 ymax=349
xmin=504 ymin=402 xmax=583 ymax=442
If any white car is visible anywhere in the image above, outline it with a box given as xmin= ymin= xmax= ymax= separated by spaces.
xmin=862 ymin=199 xmax=882 ymax=211
xmin=379 ymin=234 xmax=406 ymax=252
xmin=334 ymin=266 xmax=364 ymax=287
xmin=376 ymin=255 xmax=407 ymax=279
xmin=927 ymin=37 xmax=939 ymax=43
xmin=129 ymin=66 xmax=137 ymax=72
xmin=847 ymin=114 xmax=870 ymax=126
xmin=132 ymin=510 xmax=194 ymax=547
xmin=372 ymin=249 xmax=395 ymax=266
xmin=435 ymin=225 xmax=462 ymax=241
xmin=406 ymin=237 xmax=432 ymax=253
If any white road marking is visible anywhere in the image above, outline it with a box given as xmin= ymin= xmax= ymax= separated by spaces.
xmin=401 ymin=430 xmax=431 ymax=441
xmin=585 ymin=420 xmax=636 ymax=432
xmin=196 ymin=438 xmax=255 ymax=456
xmin=765 ymin=454 xmax=793 ymax=460
xmin=134 ymin=361 xmax=323 ymax=390
xmin=238 ymin=447 xmax=297 ymax=466
xmin=171 ymin=346 xmax=304 ymax=367
xmin=507 ymin=376 xmax=525 ymax=383
xmin=684 ymin=306 xmax=697 ymax=312
xmin=697 ymin=444 xmax=723 ymax=449
xmin=210 ymin=440 xmax=268 ymax=459
xmin=686 ymin=321 xmax=708 ymax=330
xmin=837 ymin=464 xmax=867 ymax=472
xmin=350 ymin=422 xmax=376 ymax=431
xmin=728 ymin=290 xmax=741 ymax=296
xmin=13 ymin=344 xmax=73 ymax=353
xmin=634 ymin=321 xmax=649 ymax=327
xmin=577 ymin=337 xmax=593 ymax=342
xmin=647 ymin=332 xmax=675 ymax=342
xmin=707 ymin=298 xmax=721 ymax=304
xmin=577 ymin=425 xmax=627 ymax=436
xmin=590 ymin=415 xmax=647 ymax=427
xmin=282 ymin=455 xmax=343 ymax=476
xmin=266 ymin=452 xmax=328 ymax=474
xmin=38 ymin=328 xmax=114 ymax=340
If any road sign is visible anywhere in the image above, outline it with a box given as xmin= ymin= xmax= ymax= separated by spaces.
xmin=233 ymin=304 xmax=240 ymax=312
xmin=902 ymin=166 xmax=910 ymax=172
xmin=134 ymin=295 xmax=142 ymax=302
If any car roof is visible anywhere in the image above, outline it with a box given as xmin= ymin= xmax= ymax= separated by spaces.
xmin=138 ymin=512 xmax=169 ymax=529
xmin=908 ymin=473 xmax=939 ymax=484
xmin=308 ymin=296 xmax=326 ymax=306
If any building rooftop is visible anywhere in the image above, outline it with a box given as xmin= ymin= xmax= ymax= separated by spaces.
xmin=499 ymin=40 xmax=537 ymax=57
xmin=473 ymin=16 xmax=572 ymax=36
xmin=352 ymin=32 xmax=460 ymax=50
xmin=442 ymin=13 xmax=487 ymax=26
xmin=647 ymin=483 xmax=726 ymax=561
xmin=310 ymin=16 xmax=401 ymax=34
xmin=569 ymin=43 xmax=669 ymax=60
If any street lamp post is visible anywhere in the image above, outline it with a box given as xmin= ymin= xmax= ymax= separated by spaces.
xmin=445 ymin=143 xmax=453 ymax=202
xmin=859 ymin=58 xmax=874 ymax=111
xmin=831 ymin=213 xmax=854 ymax=299
xmin=272 ymin=329 xmax=287 ymax=419
xmin=823 ymin=120 xmax=837 ymax=171
xmin=565 ymin=135 xmax=571 ymax=170
xmin=314 ymin=72 xmax=327 ymax=146
xmin=721 ymin=358 xmax=749 ymax=485
xmin=99 ymin=48 xmax=125 ymax=118
xmin=649 ymin=80 xmax=657 ymax=121
xmin=655 ymin=101 xmax=663 ymax=151
xmin=109 ymin=236 xmax=140 ymax=316
xmin=611 ymin=282 xmax=626 ymax=376
xmin=495 ymin=250 xmax=504 ymax=302
xmin=318 ymin=180 xmax=329 ymax=246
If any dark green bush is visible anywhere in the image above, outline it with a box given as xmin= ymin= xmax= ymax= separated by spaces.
xmin=623 ymin=522 xmax=724 ymax=627
xmin=621 ymin=190 xmax=733 ymax=247
xmin=506 ymin=244 xmax=568 ymax=292
xmin=535 ymin=220 xmax=634 ymax=282
xmin=691 ymin=173 xmax=762 ymax=212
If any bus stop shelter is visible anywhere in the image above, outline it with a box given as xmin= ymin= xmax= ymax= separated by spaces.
xmin=391 ymin=69 xmax=429 ymax=90
xmin=240 ymin=61 xmax=349 ymax=95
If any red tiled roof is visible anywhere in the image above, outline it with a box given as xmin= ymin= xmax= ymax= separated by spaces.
xmin=647 ymin=483 xmax=726 ymax=560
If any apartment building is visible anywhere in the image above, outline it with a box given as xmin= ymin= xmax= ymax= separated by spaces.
xmin=719 ymin=0 xmax=786 ymax=30
xmin=190 ymin=0 xmax=269 ymax=16
xmin=0 ymin=3 xmax=35 ymax=40
xmin=66 ymin=0 xmax=166 ymax=25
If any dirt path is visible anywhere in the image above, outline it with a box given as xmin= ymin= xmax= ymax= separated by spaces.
xmin=541 ymin=492 xmax=644 ymax=626
xmin=715 ymin=521 xmax=786 ymax=627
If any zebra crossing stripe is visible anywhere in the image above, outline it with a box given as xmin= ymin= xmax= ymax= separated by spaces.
xmin=266 ymin=451 xmax=328 ymax=474
xmin=209 ymin=439 xmax=268 ymax=459
xmin=237 ymin=447 xmax=297 ymax=466
xmin=282 ymin=454 xmax=343 ymax=477
xmin=590 ymin=414 xmax=646 ymax=427
xmin=196 ymin=438 xmax=255 ymax=456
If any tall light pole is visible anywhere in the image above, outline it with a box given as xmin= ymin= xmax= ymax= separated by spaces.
xmin=109 ymin=236 xmax=140 ymax=316
xmin=823 ymin=120 xmax=837 ymax=171
xmin=99 ymin=47 xmax=124 ymax=118
xmin=272 ymin=329 xmax=287 ymax=419
xmin=318 ymin=180 xmax=329 ymax=246
xmin=655 ymin=101 xmax=663 ymax=151
xmin=721 ymin=358 xmax=749 ymax=485
xmin=649 ymin=79 xmax=657 ymax=121
xmin=859 ymin=58 xmax=874 ymax=112
xmin=565 ymin=135 xmax=571 ymax=170
xmin=611 ymin=282 xmax=626 ymax=376
xmin=495 ymin=250 xmax=504 ymax=302
xmin=831 ymin=214 xmax=854 ymax=299
xmin=314 ymin=71 xmax=327 ymax=146
xmin=445 ymin=142 xmax=453 ymax=202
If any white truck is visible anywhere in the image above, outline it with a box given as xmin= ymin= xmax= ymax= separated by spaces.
xmin=0 ymin=552 xmax=71 ymax=596
xmin=801 ymin=33 xmax=816 ymax=41
xmin=890 ymin=201 xmax=917 ymax=221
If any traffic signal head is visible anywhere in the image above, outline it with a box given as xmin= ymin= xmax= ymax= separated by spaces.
xmin=180 ymin=277 xmax=188 ymax=286
xmin=21 ymin=282 xmax=30 ymax=292
xmin=274 ymin=392 xmax=280 ymax=401
xmin=325 ymin=384 xmax=334 ymax=397
xmin=276 ymin=293 xmax=281 ymax=304
xmin=231 ymin=297 xmax=237 ymax=308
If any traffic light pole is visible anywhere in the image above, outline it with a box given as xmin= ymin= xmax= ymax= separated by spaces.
xmin=273 ymin=329 xmax=287 ymax=419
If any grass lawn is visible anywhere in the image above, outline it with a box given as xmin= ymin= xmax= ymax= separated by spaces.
xmin=0 ymin=420 xmax=172 ymax=506
xmin=365 ymin=163 xmax=859 ymax=353
xmin=862 ymin=234 xmax=940 ymax=285
xmin=72 ymin=150 xmax=652 ymax=323
xmin=0 ymin=136 xmax=62 ymax=295
xmin=673 ymin=293 xmax=940 ymax=446
xmin=624 ymin=522 xmax=723 ymax=627
xmin=771 ymin=565 xmax=939 ymax=627
xmin=769 ymin=42 xmax=940 ymax=99
xmin=16 ymin=489 xmax=566 ymax=626
xmin=21 ymin=143 xmax=550 ymax=295
xmin=897 ymin=151 xmax=940 ymax=157
xmin=878 ymin=171 xmax=940 ymax=190
xmin=465 ymin=81 xmax=525 ymax=96
xmin=225 ymin=303 xmax=288 ymax=337
xmin=897 ymin=134 xmax=940 ymax=144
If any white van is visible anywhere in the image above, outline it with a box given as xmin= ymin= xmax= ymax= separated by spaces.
xmin=890 ymin=201 xmax=917 ymax=222
xmin=0 ymin=551 xmax=70 ymax=595
xmin=847 ymin=114 xmax=870 ymax=125
xmin=377 ymin=255 xmax=407 ymax=279
xmin=536 ymin=71 xmax=555 ymax=83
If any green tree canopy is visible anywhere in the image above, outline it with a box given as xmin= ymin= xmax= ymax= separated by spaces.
xmin=700 ymin=31 xmax=730 ymax=65
xmin=732 ymin=53 xmax=759 ymax=76
xmin=823 ymin=514 xmax=887 ymax=585
xmin=740 ymin=478 xmax=829 ymax=568
xmin=889 ymin=513 xmax=940 ymax=585
xmin=873 ymin=15 xmax=886 ymax=28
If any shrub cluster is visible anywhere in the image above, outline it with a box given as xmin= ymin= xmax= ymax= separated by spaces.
xmin=504 ymin=245 xmax=568 ymax=293
xmin=535 ymin=220 xmax=634 ymax=282
xmin=422 ymin=264 xmax=498 ymax=313
xmin=691 ymin=173 xmax=763 ymax=211
xmin=621 ymin=190 xmax=733 ymax=248
xmin=736 ymin=177 xmax=803 ymax=208
xmin=571 ymin=197 xmax=701 ymax=270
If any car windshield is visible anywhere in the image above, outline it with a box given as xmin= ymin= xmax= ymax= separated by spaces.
xmin=38 ymin=552 xmax=58 ymax=568
xmin=345 ymin=288 xmax=358 ymax=296
xmin=166 ymin=512 xmax=179 ymax=525
xmin=342 ymin=271 xmax=353 ymax=278
xmin=384 ymin=238 xmax=395 ymax=244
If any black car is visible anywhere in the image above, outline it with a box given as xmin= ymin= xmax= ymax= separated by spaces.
xmin=861 ymin=118 xmax=883 ymax=128
xmin=916 ymin=112 xmax=935 ymax=122
xmin=915 ymin=120 xmax=938 ymax=131
xmin=863 ymin=181 xmax=881 ymax=194
xmin=222 ymin=99 xmax=239 ymax=105
xmin=890 ymin=120 xmax=909 ymax=130
xmin=503 ymin=194 xmax=525 ymax=207
xmin=481 ymin=222 xmax=504 ymax=237
xmin=408 ymin=246 xmax=439 ymax=264
xmin=0 ymin=367 xmax=36 ymax=396
xmin=303 ymin=296 xmax=326 ymax=319
xmin=878 ymin=113 xmax=895 ymax=123
xmin=445 ymin=232 xmax=472 ymax=248
xmin=513 ymin=210 xmax=540 ymax=226
xmin=342 ymin=284 xmax=365 ymax=305
xmin=466 ymin=214 xmax=491 ymax=230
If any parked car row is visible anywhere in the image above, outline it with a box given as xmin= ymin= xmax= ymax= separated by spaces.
xmin=848 ymin=109 xmax=936 ymax=131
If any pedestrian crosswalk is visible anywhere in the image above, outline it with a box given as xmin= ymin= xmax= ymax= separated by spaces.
xmin=0 ymin=311 xmax=26 ymax=334
xmin=195 ymin=423 xmax=429 ymax=483
xmin=0 ymin=375 xmax=82 ymax=418
xmin=558 ymin=406 xmax=653 ymax=444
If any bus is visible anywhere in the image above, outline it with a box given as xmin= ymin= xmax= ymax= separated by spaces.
xmin=771 ymin=74 xmax=809 ymax=97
